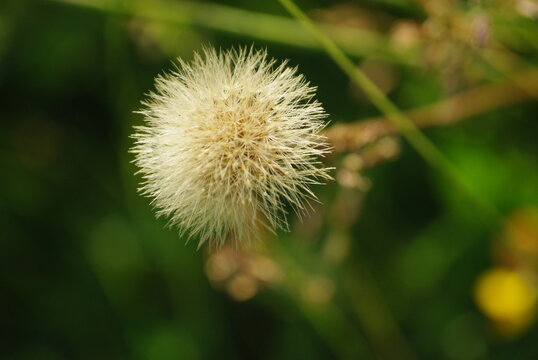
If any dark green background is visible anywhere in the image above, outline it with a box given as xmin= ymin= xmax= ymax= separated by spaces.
xmin=1 ymin=0 xmax=538 ymax=359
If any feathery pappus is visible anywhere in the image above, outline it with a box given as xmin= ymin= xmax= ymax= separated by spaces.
xmin=131 ymin=47 xmax=332 ymax=248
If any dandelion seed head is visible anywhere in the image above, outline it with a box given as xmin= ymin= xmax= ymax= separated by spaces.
xmin=131 ymin=47 xmax=331 ymax=248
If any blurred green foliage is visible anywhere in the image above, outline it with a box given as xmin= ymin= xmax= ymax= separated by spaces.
xmin=1 ymin=0 xmax=538 ymax=359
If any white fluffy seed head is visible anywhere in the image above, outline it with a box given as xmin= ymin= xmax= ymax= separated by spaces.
xmin=131 ymin=47 xmax=332 ymax=248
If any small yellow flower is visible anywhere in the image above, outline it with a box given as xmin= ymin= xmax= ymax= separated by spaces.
xmin=474 ymin=267 xmax=537 ymax=334
xmin=131 ymin=47 xmax=331 ymax=247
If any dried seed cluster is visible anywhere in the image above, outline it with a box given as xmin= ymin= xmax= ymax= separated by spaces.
xmin=131 ymin=47 xmax=331 ymax=247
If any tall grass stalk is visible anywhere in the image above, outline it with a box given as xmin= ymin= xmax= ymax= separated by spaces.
xmin=278 ymin=0 xmax=499 ymax=224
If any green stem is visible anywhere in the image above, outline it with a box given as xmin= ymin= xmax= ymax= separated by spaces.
xmin=50 ymin=0 xmax=418 ymax=64
xmin=278 ymin=0 xmax=499 ymax=224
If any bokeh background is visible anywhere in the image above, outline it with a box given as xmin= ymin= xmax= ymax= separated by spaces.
xmin=2 ymin=0 xmax=538 ymax=359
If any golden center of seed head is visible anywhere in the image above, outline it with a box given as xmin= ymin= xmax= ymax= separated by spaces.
xmin=215 ymin=91 xmax=269 ymax=143
xmin=197 ymin=88 xmax=280 ymax=189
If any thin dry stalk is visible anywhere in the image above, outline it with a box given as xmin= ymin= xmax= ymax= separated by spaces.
xmin=324 ymin=69 xmax=538 ymax=152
